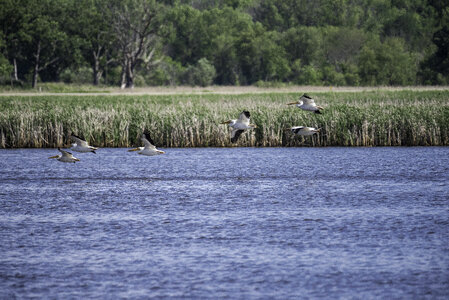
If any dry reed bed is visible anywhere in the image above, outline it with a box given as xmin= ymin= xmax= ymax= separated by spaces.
xmin=0 ymin=90 xmax=448 ymax=148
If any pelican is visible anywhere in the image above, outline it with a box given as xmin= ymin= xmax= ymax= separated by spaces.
xmin=287 ymin=94 xmax=323 ymax=114
xmin=48 ymin=148 xmax=80 ymax=163
xmin=70 ymin=135 xmax=98 ymax=153
xmin=128 ymin=131 xmax=165 ymax=156
xmin=286 ymin=126 xmax=321 ymax=136
xmin=227 ymin=111 xmax=257 ymax=143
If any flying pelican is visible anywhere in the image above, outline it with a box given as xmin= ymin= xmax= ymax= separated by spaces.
xmin=128 ymin=131 xmax=165 ymax=156
xmin=286 ymin=126 xmax=321 ymax=136
xmin=70 ymin=135 xmax=98 ymax=153
xmin=287 ymin=94 xmax=323 ymax=114
xmin=48 ymin=148 xmax=80 ymax=163
xmin=227 ymin=111 xmax=257 ymax=143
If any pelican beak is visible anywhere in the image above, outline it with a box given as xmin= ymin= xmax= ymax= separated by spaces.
xmin=317 ymin=106 xmax=324 ymax=110
xmin=250 ymin=124 xmax=257 ymax=128
xmin=287 ymin=102 xmax=298 ymax=105
xmin=158 ymin=150 xmax=165 ymax=154
xmin=283 ymin=128 xmax=291 ymax=131
xmin=220 ymin=120 xmax=231 ymax=124
xmin=75 ymin=158 xmax=80 ymax=161
xmin=128 ymin=148 xmax=140 ymax=152
xmin=48 ymin=155 xmax=59 ymax=159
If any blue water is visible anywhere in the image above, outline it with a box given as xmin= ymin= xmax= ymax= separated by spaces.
xmin=0 ymin=147 xmax=448 ymax=299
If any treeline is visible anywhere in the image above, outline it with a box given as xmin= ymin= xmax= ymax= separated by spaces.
xmin=1 ymin=0 xmax=448 ymax=88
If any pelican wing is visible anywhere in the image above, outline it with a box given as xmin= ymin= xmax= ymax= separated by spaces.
xmin=301 ymin=94 xmax=316 ymax=106
xmin=71 ymin=135 xmax=89 ymax=147
xmin=291 ymin=126 xmax=305 ymax=134
xmin=236 ymin=111 xmax=250 ymax=125
xmin=58 ymin=147 xmax=73 ymax=157
xmin=141 ymin=132 xmax=156 ymax=149
xmin=231 ymin=129 xmax=245 ymax=143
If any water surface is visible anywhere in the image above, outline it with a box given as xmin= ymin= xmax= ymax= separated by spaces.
xmin=0 ymin=147 xmax=448 ymax=299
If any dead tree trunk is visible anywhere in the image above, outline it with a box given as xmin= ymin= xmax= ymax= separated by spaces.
xmin=92 ymin=52 xmax=102 ymax=85
xmin=32 ymin=40 xmax=41 ymax=88
xmin=13 ymin=58 xmax=18 ymax=81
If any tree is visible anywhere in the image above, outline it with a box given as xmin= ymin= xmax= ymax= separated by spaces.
xmin=358 ymin=36 xmax=417 ymax=85
xmin=238 ymin=28 xmax=291 ymax=83
xmin=109 ymin=0 xmax=166 ymax=89
xmin=19 ymin=0 xmax=68 ymax=88
xmin=421 ymin=0 xmax=449 ymax=84
xmin=184 ymin=57 xmax=216 ymax=86
xmin=66 ymin=0 xmax=115 ymax=85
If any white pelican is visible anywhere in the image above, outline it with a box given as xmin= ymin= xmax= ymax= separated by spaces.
xmin=286 ymin=126 xmax=321 ymax=136
xmin=48 ymin=148 xmax=80 ymax=163
xmin=128 ymin=131 xmax=165 ymax=156
xmin=227 ymin=111 xmax=257 ymax=143
xmin=70 ymin=135 xmax=98 ymax=153
xmin=287 ymin=94 xmax=323 ymax=114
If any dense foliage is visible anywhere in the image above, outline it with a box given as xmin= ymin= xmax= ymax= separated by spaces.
xmin=1 ymin=90 xmax=448 ymax=147
xmin=0 ymin=0 xmax=448 ymax=87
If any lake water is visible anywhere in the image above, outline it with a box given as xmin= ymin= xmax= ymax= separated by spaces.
xmin=0 ymin=147 xmax=448 ymax=299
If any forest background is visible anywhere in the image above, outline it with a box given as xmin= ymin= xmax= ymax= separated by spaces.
xmin=1 ymin=0 xmax=448 ymax=89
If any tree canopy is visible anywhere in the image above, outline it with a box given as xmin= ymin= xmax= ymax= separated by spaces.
xmin=0 ymin=0 xmax=448 ymax=87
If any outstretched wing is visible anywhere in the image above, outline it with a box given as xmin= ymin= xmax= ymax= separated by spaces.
xmin=231 ymin=129 xmax=245 ymax=143
xmin=141 ymin=131 xmax=156 ymax=149
xmin=291 ymin=126 xmax=305 ymax=134
xmin=300 ymin=94 xmax=316 ymax=106
xmin=58 ymin=147 xmax=73 ymax=157
xmin=71 ymin=135 xmax=88 ymax=147
xmin=236 ymin=111 xmax=250 ymax=125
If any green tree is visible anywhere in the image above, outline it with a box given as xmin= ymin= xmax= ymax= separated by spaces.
xmin=109 ymin=0 xmax=166 ymax=89
xmin=65 ymin=0 xmax=115 ymax=85
xmin=238 ymin=28 xmax=291 ymax=83
xmin=358 ymin=36 xmax=417 ymax=85
xmin=184 ymin=57 xmax=216 ymax=86
xmin=18 ymin=0 xmax=69 ymax=87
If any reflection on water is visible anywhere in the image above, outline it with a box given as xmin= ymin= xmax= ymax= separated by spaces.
xmin=0 ymin=147 xmax=448 ymax=298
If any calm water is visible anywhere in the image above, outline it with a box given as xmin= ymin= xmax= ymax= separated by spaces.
xmin=0 ymin=147 xmax=448 ymax=299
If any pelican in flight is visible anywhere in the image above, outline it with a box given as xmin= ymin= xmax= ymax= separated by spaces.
xmin=227 ymin=111 xmax=257 ymax=143
xmin=49 ymin=148 xmax=80 ymax=163
xmin=128 ymin=131 xmax=165 ymax=156
xmin=70 ymin=135 xmax=98 ymax=153
xmin=286 ymin=126 xmax=321 ymax=136
xmin=287 ymin=94 xmax=323 ymax=114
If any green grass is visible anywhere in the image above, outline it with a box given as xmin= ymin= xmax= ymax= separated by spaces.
xmin=1 ymin=90 xmax=448 ymax=148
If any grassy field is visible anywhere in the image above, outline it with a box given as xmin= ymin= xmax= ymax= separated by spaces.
xmin=1 ymin=89 xmax=448 ymax=148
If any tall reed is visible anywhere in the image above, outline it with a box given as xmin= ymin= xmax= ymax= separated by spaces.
xmin=0 ymin=90 xmax=448 ymax=148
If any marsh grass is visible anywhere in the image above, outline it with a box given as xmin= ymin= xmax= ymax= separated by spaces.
xmin=1 ymin=90 xmax=448 ymax=148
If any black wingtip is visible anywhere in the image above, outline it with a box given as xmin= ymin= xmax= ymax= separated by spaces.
xmin=303 ymin=93 xmax=311 ymax=99
xmin=142 ymin=130 xmax=155 ymax=145
xmin=243 ymin=111 xmax=250 ymax=118
xmin=314 ymin=110 xmax=322 ymax=114
xmin=71 ymin=134 xmax=84 ymax=140
xmin=92 ymin=150 xmax=96 ymax=154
